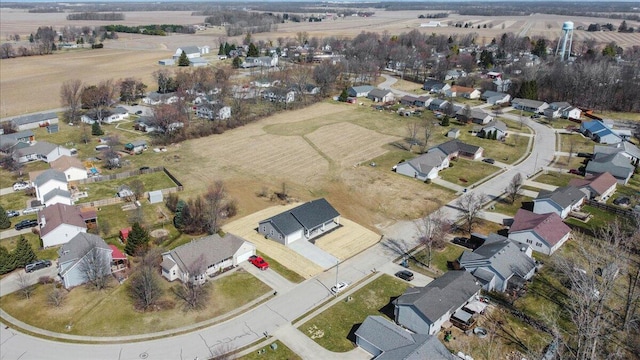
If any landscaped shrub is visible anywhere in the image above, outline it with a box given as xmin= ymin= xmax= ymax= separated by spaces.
xmin=424 ymin=179 xmax=432 ymax=184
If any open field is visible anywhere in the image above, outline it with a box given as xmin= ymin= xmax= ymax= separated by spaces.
xmin=314 ymin=218 xmax=381 ymax=261
xmin=0 ymin=269 xmax=271 ymax=336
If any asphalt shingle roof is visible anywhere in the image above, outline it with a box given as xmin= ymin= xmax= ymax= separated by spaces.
xmin=509 ymin=209 xmax=571 ymax=247
xmin=10 ymin=112 xmax=58 ymax=126
xmin=568 ymin=172 xmax=617 ymax=196
xmin=368 ymin=88 xmax=392 ymax=99
xmin=58 ymin=233 xmax=110 ymax=268
xmin=432 ymin=139 xmax=482 ymax=157
xmin=459 ymin=233 xmax=536 ymax=281
xmin=585 ymin=153 xmax=634 ymax=181
xmin=40 ymin=203 xmax=87 ymax=237
xmin=34 ymin=169 xmax=67 ymax=188
xmin=260 ymin=198 xmax=340 ymax=235
xmin=405 ymin=152 xmax=447 ymax=174
xmin=165 ymin=233 xmax=247 ymax=274
xmin=535 ymin=185 xmax=586 ymax=209
xmin=43 ymin=188 xmax=71 ymax=204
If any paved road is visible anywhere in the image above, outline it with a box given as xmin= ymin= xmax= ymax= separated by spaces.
xmin=0 ymin=227 xmax=35 ymax=240
xmin=0 ymin=87 xmax=558 ymax=359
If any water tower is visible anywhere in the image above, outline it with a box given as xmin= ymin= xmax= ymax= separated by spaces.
xmin=555 ymin=21 xmax=574 ymax=61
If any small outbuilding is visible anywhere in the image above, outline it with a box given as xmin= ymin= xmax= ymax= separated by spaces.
xmin=148 ymin=190 xmax=164 ymax=204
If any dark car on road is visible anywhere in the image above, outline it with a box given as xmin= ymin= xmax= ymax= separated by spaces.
xmin=482 ymin=158 xmax=495 ymax=164
xmin=15 ymin=219 xmax=39 ymax=230
xmin=395 ymin=270 xmax=414 ymax=281
xmin=25 ymin=259 xmax=52 ymax=273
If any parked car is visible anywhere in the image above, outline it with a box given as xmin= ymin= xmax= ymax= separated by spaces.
xmin=482 ymin=158 xmax=495 ymax=164
xmin=139 ymin=166 xmax=150 ymax=171
xmin=249 ymin=255 xmax=269 ymax=270
xmin=395 ymin=270 xmax=414 ymax=281
xmin=331 ymin=281 xmax=349 ymax=294
xmin=530 ymin=114 xmax=541 ymax=119
xmin=577 ymin=152 xmax=593 ymax=158
xmin=6 ymin=210 xmax=20 ymax=218
xmin=12 ymin=182 xmax=30 ymax=191
xmin=25 ymin=259 xmax=52 ymax=273
xmin=15 ymin=219 xmax=39 ymax=230
xmin=613 ymin=197 xmax=631 ymax=206
xmin=22 ymin=208 xmax=39 ymax=215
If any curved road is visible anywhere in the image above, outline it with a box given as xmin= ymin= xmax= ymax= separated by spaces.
xmin=0 ymin=80 xmax=557 ymax=359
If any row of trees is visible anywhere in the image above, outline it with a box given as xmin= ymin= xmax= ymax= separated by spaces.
xmin=167 ymin=181 xmax=236 ymax=235
xmin=0 ymin=235 xmax=37 ymax=275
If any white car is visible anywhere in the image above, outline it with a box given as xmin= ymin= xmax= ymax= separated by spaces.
xmin=331 ymin=282 xmax=349 ymax=294
xmin=22 ymin=207 xmax=39 ymax=215
xmin=13 ymin=182 xmax=30 ymax=191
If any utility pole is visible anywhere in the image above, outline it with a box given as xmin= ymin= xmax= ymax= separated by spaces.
xmin=335 ymin=259 xmax=339 ymax=286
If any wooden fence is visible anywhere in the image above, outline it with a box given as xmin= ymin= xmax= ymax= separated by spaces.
xmin=585 ymin=199 xmax=634 ymax=218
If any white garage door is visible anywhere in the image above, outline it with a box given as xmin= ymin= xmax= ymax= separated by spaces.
xmin=235 ymin=243 xmax=256 ymax=264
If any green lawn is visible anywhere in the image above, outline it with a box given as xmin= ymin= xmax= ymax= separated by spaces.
xmin=412 ymin=243 xmax=465 ymax=273
xmin=491 ymin=196 xmax=533 ymax=217
xmin=0 ymin=269 xmax=271 ymax=336
xmin=533 ymin=172 xmax=578 ymax=187
xmin=499 ymin=117 xmax=532 ymax=134
xmin=554 ymin=156 xmax=587 ymax=170
xmin=258 ymin=251 xmax=305 ymax=284
xmin=0 ymin=232 xmax=58 ymax=261
xmin=0 ymin=191 xmax=34 ymax=217
xmin=298 ymin=274 xmax=409 ymax=352
xmin=565 ymin=205 xmax=618 ymax=232
xmin=439 ymin=158 xmax=498 ymax=186
xmin=76 ymin=171 xmax=176 ymax=203
xmin=238 ymin=341 xmax=301 ymax=360
xmin=559 ymin=134 xmax=594 ymax=153
xmin=544 ymin=118 xmax=579 ymax=129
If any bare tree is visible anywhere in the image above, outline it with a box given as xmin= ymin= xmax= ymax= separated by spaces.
xmin=16 ymin=272 xmax=34 ymax=299
xmin=204 ymin=181 xmax=226 ymax=235
xmin=455 ymin=192 xmax=487 ymax=235
xmin=1 ymin=43 xmax=15 ymax=58
xmin=416 ymin=209 xmax=451 ymax=268
xmin=419 ymin=119 xmax=435 ymax=153
xmin=128 ymin=265 xmax=163 ymax=310
xmin=47 ymin=284 xmax=66 ymax=307
xmin=505 ymin=173 xmax=523 ymax=204
xmin=406 ymin=120 xmax=421 ymax=151
xmin=78 ymin=243 xmax=111 ymax=290
xmin=81 ymin=80 xmax=118 ymax=123
xmin=60 ymin=79 xmax=83 ymax=124
xmin=172 ymin=255 xmax=209 ymax=310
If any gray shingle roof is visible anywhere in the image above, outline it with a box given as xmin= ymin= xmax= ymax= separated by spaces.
xmin=34 ymin=169 xmax=67 ymax=188
xmin=58 ymin=232 xmax=110 ymax=269
xmin=260 ymin=198 xmax=340 ymax=235
xmin=458 ymin=233 xmax=536 ymax=281
xmin=165 ymin=233 xmax=246 ymax=273
xmin=432 ymin=139 xmax=481 ymax=157
xmin=406 ymin=152 xmax=447 ymax=174
xmin=43 ymin=188 xmax=71 ymax=204
xmin=10 ymin=112 xmax=58 ymax=126
xmin=40 ymin=203 xmax=87 ymax=237
xmin=586 ymin=153 xmax=634 ymax=181
xmin=512 ymin=98 xmax=547 ymax=109
xmin=395 ymin=271 xmax=481 ymax=324
xmin=594 ymin=142 xmax=640 ymax=161
xmin=368 ymin=88 xmax=392 ymax=99
xmin=15 ymin=141 xmax=59 ymax=157
xmin=178 ymin=46 xmax=200 ymax=55
xmin=481 ymin=91 xmax=508 ymax=100
xmin=483 ymin=120 xmax=507 ymax=132
xmin=535 ymin=185 xmax=586 ymax=209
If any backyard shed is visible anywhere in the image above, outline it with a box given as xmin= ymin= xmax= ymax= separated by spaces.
xmin=148 ymin=190 xmax=164 ymax=204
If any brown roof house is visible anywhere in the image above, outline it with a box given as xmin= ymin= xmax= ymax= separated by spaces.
xmin=40 ymin=203 xmax=88 ymax=248
xmin=161 ymin=233 xmax=255 ymax=284
xmin=50 ymin=155 xmax=87 ymax=181
xmin=508 ymin=209 xmax=572 ymax=255
xmin=568 ymin=172 xmax=617 ymax=201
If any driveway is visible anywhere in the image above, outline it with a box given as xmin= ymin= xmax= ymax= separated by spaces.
xmin=0 ymin=263 xmax=57 ymax=297
xmin=0 ymin=187 xmax=14 ymax=195
xmin=289 ymin=240 xmax=339 ymax=269
xmin=239 ymin=262 xmax=296 ymax=294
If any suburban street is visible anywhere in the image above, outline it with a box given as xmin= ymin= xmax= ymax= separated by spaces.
xmin=0 ymin=77 xmax=558 ymax=360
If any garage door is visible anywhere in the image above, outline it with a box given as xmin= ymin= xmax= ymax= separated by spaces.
xmin=235 ymin=243 xmax=256 ymax=264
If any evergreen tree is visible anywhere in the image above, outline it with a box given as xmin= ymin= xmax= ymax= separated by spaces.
xmin=178 ymin=50 xmax=190 ymax=66
xmin=532 ymin=38 xmax=547 ymax=59
xmin=224 ymin=42 xmax=231 ymax=56
xmin=91 ymin=121 xmax=104 ymax=136
xmin=218 ymin=44 xmax=224 ymax=55
xmin=125 ymin=222 xmax=149 ymax=256
xmin=338 ymin=88 xmax=349 ymax=102
xmin=0 ymin=205 xmax=10 ymax=229
xmin=247 ymin=43 xmax=259 ymax=57
xmin=232 ymin=57 xmax=242 ymax=69
xmin=0 ymin=246 xmax=15 ymax=274
xmin=518 ymin=80 xmax=538 ymax=100
xmin=12 ymin=236 xmax=37 ymax=268
xmin=173 ymin=200 xmax=188 ymax=230
xmin=29 ymin=33 xmax=34 ymax=43
xmin=441 ymin=115 xmax=450 ymax=127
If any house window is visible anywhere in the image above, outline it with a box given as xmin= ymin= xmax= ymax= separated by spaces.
xmin=536 ymin=242 xmax=542 ymax=247
xmin=526 ymin=239 xmax=533 ymax=244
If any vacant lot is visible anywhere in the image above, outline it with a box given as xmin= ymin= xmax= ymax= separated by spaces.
xmin=0 ymin=269 xmax=270 ymax=336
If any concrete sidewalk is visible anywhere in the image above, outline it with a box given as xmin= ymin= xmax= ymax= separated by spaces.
xmin=274 ymin=324 xmax=370 ymax=360
xmin=431 ymin=178 xmax=466 ymax=193
xmin=523 ymin=180 xmax=558 ymax=191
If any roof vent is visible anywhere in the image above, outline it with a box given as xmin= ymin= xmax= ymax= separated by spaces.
xmin=521 ymin=247 xmax=526 ymax=252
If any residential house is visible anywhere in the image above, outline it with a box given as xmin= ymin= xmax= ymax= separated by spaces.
xmin=303 ymin=84 xmax=320 ymax=95
xmin=347 ymin=85 xmax=374 ymax=98
xmin=480 ymin=120 xmax=507 ymax=139
xmin=57 ymin=233 xmax=113 ymax=289
xmin=414 ymin=96 xmax=432 ymax=108
xmin=142 ymin=92 xmax=179 ymax=106
xmin=367 ymin=89 xmax=395 ymax=103
xmin=124 ymin=140 xmax=147 ymax=154
xmin=445 ymin=85 xmax=480 ymax=99
xmin=40 ymin=203 xmax=88 ymax=248
xmin=429 ymin=139 xmax=484 ymax=160
xmin=264 ymin=89 xmax=295 ymax=103
xmin=568 ymin=172 xmax=618 ymax=201
xmin=258 ymin=198 xmax=340 ymax=246
xmin=42 ymin=188 xmax=72 ymax=207
xmin=613 ymin=129 xmax=633 ymax=141
xmin=428 ymin=99 xmax=450 ymax=112
xmin=585 ymin=152 xmax=634 ymax=185
xmin=532 ymin=186 xmax=586 ymax=219
xmin=0 ymin=130 xmax=35 ymax=148
xmin=400 ymin=95 xmax=419 ymax=106
xmin=80 ymin=107 xmax=129 ymax=124
xmin=456 ymin=108 xmax=493 ymax=125
xmin=10 ymin=112 xmax=59 ymax=131
xmin=394 ymin=271 xmax=481 ymax=335
xmin=580 ymin=120 xmax=621 ymax=144
xmin=395 ymin=152 xmax=449 ymax=181
xmin=457 ymin=233 xmax=536 ymax=292
xmin=511 ymin=98 xmax=549 ymax=113
xmin=161 ymin=233 xmax=255 ymax=284
xmin=50 ymin=155 xmax=87 ymax=181
xmin=481 ymin=91 xmax=510 ymax=105
xmin=13 ymin=141 xmax=71 ymax=164
xmin=444 ymin=69 xmax=467 ymax=81
xmin=423 ymin=80 xmax=451 ymax=93
xmin=195 ymin=104 xmax=232 ymax=120
xmin=355 ymin=316 xmax=454 ymax=360
xmin=508 ymin=209 xmax=572 ymax=255
xmin=33 ymin=169 xmax=68 ymax=204
xmin=134 ymin=116 xmax=157 ymax=133
xmin=594 ymin=142 xmax=640 ymax=165
xmin=241 ymin=55 xmax=278 ymax=68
